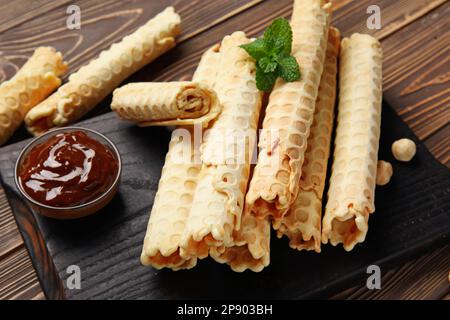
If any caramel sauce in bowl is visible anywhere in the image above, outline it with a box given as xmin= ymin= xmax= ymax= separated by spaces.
xmin=15 ymin=127 xmax=122 ymax=219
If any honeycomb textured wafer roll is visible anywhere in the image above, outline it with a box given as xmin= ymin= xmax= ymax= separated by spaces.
xmin=210 ymin=210 xmax=270 ymax=272
xmin=111 ymin=81 xmax=220 ymax=126
xmin=25 ymin=7 xmax=181 ymax=135
xmin=192 ymin=44 xmax=221 ymax=90
xmin=140 ymin=46 xmax=220 ymax=271
xmin=0 ymin=47 xmax=67 ymax=145
xmin=180 ymin=31 xmax=263 ymax=260
xmin=246 ymin=0 xmax=332 ymax=221
xmin=140 ymin=126 xmax=200 ymax=270
xmin=322 ymin=33 xmax=383 ymax=251
xmin=276 ymin=27 xmax=340 ymax=252
xmin=12 ymin=47 xmax=67 ymax=79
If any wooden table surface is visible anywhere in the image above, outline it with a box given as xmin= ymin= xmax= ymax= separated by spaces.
xmin=0 ymin=0 xmax=449 ymax=300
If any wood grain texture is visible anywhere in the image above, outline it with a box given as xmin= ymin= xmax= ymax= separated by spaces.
xmin=0 ymin=0 xmax=71 ymax=33
xmin=333 ymin=244 xmax=450 ymax=300
xmin=0 ymin=245 xmax=44 ymax=300
xmin=0 ymin=187 xmax=22 ymax=258
xmin=425 ymin=124 xmax=450 ymax=168
xmin=332 ymin=0 xmax=447 ymax=39
xmin=0 ymin=0 xmax=449 ymax=300
xmin=0 ymin=0 xmax=261 ymax=80
xmin=382 ymin=2 xmax=450 ymax=140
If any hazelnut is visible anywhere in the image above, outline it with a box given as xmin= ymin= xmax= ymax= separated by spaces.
xmin=392 ymin=138 xmax=416 ymax=162
xmin=376 ymin=160 xmax=393 ymax=186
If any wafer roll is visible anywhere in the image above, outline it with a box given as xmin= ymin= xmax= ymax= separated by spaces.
xmin=140 ymin=126 xmax=200 ymax=270
xmin=210 ymin=210 xmax=270 ymax=272
xmin=25 ymin=7 xmax=181 ymax=135
xmin=180 ymin=32 xmax=263 ymax=260
xmin=276 ymin=28 xmax=340 ymax=252
xmin=192 ymin=44 xmax=221 ymax=89
xmin=0 ymin=47 xmax=67 ymax=145
xmin=140 ymin=46 xmax=220 ymax=270
xmin=322 ymin=33 xmax=383 ymax=251
xmin=246 ymin=0 xmax=332 ymax=221
xmin=111 ymin=81 xmax=220 ymax=126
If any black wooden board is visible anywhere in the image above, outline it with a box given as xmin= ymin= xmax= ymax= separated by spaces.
xmin=0 ymin=103 xmax=449 ymax=299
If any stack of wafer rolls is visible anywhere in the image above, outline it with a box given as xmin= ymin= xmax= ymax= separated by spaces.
xmin=141 ymin=1 xmax=384 ymax=271
xmin=111 ymin=81 xmax=221 ymax=127
xmin=246 ymin=0 xmax=332 ymax=223
xmin=322 ymin=33 xmax=383 ymax=251
xmin=180 ymin=32 xmax=266 ymax=268
xmin=140 ymin=45 xmax=220 ymax=270
xmin=0 ymin=47 xmax=67 ymax=145
xmin=276 ymin=27 xmax=340 ymax=252
xmin=25 ymin=7 xmax=181 ymax=136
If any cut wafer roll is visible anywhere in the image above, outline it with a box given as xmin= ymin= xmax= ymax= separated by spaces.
xmin=276 ymin=27 xmax=340 ymax=252
xmin=111 ymin=81 xmax=220 ymax=126
xmin=180 ymin=31 xmax=263 ymax=260
xmin=246 ymin=0 xmax=332 ymax=221
xmin=25 ymin=7 xmax=181 ymax=136
xmin=0 ymin=47 xmax=67 ymax=145
xmin=322 ymin=33 xmax=383 ymax=251
xmin=140 ymin=46 xmax=220 ymax=271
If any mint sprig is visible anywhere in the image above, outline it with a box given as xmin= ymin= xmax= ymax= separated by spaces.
xmin=240 ymin=18 xmax=301 ymax=92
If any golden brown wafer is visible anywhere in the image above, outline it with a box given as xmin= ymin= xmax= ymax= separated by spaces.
xmin=210 ymin=211 xmax=270 ymax=272
xmin=140 ymin=46 xmax=220 ymax=270
xmin=276 ymin=27 xmax=340 ymax=252
xmin=322 ymin=33 xmax=383 ymax=251
xmin=140 ymin=126 xmax=200 ymax=270
xmin=246 ymin=0 xmax=332 ymax=222
xmin=0 ymin=47 xmax=67 ymax=145
xmin=180 ymin=32 xmax=263 ymax=262
xmin=111 ymin=82 xmax=220 ymax=126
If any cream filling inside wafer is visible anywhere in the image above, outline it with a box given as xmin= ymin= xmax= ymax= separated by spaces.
xmin=110 ymin=83 xmax=221 ymax=127
xmin=176 ymin=86 xmax=211 ymax=115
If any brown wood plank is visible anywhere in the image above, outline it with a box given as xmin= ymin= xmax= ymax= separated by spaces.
xmin=0 ymin=186 xmax=24 ymax=259
xmin=0 ymin=0 xmax=70 ymax=32
xmin=334 ymin=244 xmax=450 ymax=300
xmin=332 ymin=0 xmax=446 ymax=39
xmin=425 ymin=124 xmax=450 ymax=168
xmin=382 ymin=2 xmax=450 ymax=140
xmin=0 ymin=0 xmax=263 ymax=79
xmin=0 ymin=245 xmax=44 ymax=300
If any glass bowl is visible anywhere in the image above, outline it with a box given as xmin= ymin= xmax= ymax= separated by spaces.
xmin=14 ymin=127 xmax=122 ymax=219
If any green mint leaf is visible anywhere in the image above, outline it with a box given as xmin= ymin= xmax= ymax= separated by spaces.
xmin=241 ymin=18 xmax=300 ymax=92
xmin=259 ymin=57 xmax=277 ymax=73
xmin=263 ymin=18 xmax=292 ymax=56
xmin=277 ymin=55 xmax=301 ymax=82
xmin=256 ymin=66 xmax=277 ymax=91
xmin=240 ymin=38 xmax=267 ymax=61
